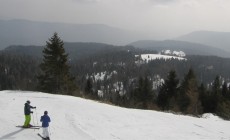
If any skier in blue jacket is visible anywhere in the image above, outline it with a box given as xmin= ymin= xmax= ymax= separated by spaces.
xmin=40 ymin=111 xmax=51 ymax=140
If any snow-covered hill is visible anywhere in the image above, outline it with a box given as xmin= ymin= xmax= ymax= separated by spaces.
xmin=0 ymin=90 xmax=230 ymax=140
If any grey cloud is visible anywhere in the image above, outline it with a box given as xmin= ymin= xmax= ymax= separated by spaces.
xmin=151 ymin=0 xmax=176 ymax=2
xmin=72 ymin=0 xmax=177 ymax=4
xmin=149 ymin=0 xmax=178 ymax=4
xmin=71 ymin=0 xmax=100 ymax=3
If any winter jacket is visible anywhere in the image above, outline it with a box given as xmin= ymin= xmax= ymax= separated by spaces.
xmin=40 ymin=114 xmax=51 ymax=127
xmin=24 ymin=103 xmax=34 ymax=115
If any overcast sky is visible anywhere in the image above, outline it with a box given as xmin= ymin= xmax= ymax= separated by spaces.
xmin=1 ymin=0 xmax=230 ymax=39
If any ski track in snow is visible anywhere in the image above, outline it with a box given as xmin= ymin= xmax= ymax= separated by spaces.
xmin=65 ymin=114 xmax=95 ymax=140
xmin=1 ymin=90 xmax=230 ymax=140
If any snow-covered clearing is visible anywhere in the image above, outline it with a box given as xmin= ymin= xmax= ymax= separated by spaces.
xmin=0 ymin=90 xmax=230 ymax=140
xmin=136 ymin=54 xmax=186 ymax=63
xmin=141 ymin=54 xmax=186 ymax=61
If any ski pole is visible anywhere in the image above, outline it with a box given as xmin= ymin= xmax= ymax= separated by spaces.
xmin=35 ymin=108 xmax=38 ymax=125
xmin=32 ymin=113 xmax=35 ymax=126
xmin=32 ymin=113 xmax=35 ymax=131
xmin=48 ymin=126 xmax=51 ymax=136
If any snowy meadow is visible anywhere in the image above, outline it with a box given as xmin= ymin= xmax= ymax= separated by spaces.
xmin=0 ymin=90 xmax=230 ymax=140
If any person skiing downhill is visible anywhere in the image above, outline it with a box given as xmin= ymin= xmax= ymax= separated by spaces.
xmin=40 ymin=111 xmax=51 ymax=140
xmin=23 ymin=100 xmax=36 ymax=128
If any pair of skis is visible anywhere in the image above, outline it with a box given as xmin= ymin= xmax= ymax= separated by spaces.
xmin=16 ymin=126 xmax=50 ymax=140
xmin=16 ymin=125 xmax=41 ymax=129
xmin=37 ymin=133 xmax=50 ymax=140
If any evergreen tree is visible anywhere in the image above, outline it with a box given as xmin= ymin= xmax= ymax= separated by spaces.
xmin=213 ymin=76 xmax=230 ymax=119
xmin=201 ymin=76 xmax=220 ymax=113
xmin=222 ymin=82 xmax=228 ymax=98
xmin=85 ymin=78 xmax=93 ymax=93
xmin=157 ymin=70 xmax=179 ymax=110
xmin=133 ymin=77 xmax=144 ymax=108
xmin=211 ymin=76 xmax=221 ymax=112
xmin=178 ymin=68 xmax=202 ymax=114
xmin=133 ymin=76 xmax=153 ymax=109
xmin=141 ymin=77 xmax=153 ymax=109
xmin=157 ymin=84 xmax=168 ymax=110
xmin=212 ymin=76 xmax=221 ymax=96
xmin=143 ymin=77 xmax=154 ymax=105
xmin=199 ymin=83 xmax=208 ymax=112
xmin=37 ymin=33 xmax=76 ymax=95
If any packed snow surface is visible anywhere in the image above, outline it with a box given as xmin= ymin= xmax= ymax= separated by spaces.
xmin=0 ymin=90 xmax=230 ymax=140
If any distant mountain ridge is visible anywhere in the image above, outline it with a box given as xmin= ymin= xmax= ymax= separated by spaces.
xmin=4 ymin=40 xmax=230 ymax=59
xmin=129 ymin=40 xmax=230 ymax=58
xmin=2 ymin=42 xmax=134 ymax=60
xmin=0 ymin=19 xmax=144 ymax=49
xmin=177 ymin=31 xmax=230 ymax=53
xmin=2 ymin=19 xmax=230 ymax=58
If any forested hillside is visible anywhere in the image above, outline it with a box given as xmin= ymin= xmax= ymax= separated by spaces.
xmin=3 ymin=42 xmax=133 ymax=60
xmin=1 ymin=43 xmax=230 ymax=119
xmin=0 ymin=52 xmax=39 ymax=90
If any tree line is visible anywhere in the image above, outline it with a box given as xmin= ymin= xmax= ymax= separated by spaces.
xmin=83 ymin=67 xmax=230 ymax=119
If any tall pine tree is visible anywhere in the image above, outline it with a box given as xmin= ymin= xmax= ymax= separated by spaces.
xmin=157 ymin=70 xmax=179 ymax=110
xmin=178 ymin=68 xmax=202 ymax=114
xmin=134 ymin=76 xmax=153 ymax=109
xmin=37 ymin=33 xmax=76 ymax=95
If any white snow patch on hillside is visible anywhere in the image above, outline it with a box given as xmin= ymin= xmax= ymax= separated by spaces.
xmin=0 ymin=90 xmax=230 ymax=140
xmin=161 ymin=50 xmax=186 ymax=57
xmin=94 ymin=72 xmax=106 ymax=81
xmin=172 ymin=51 xmax=186 ymax=57
xmin=152 ymin=75 xmax=164 ymax=90
xmin=136 ymin=54 xmax=186 ymax=63
xmin=92 ymin=71 xmax=117 ymax=81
